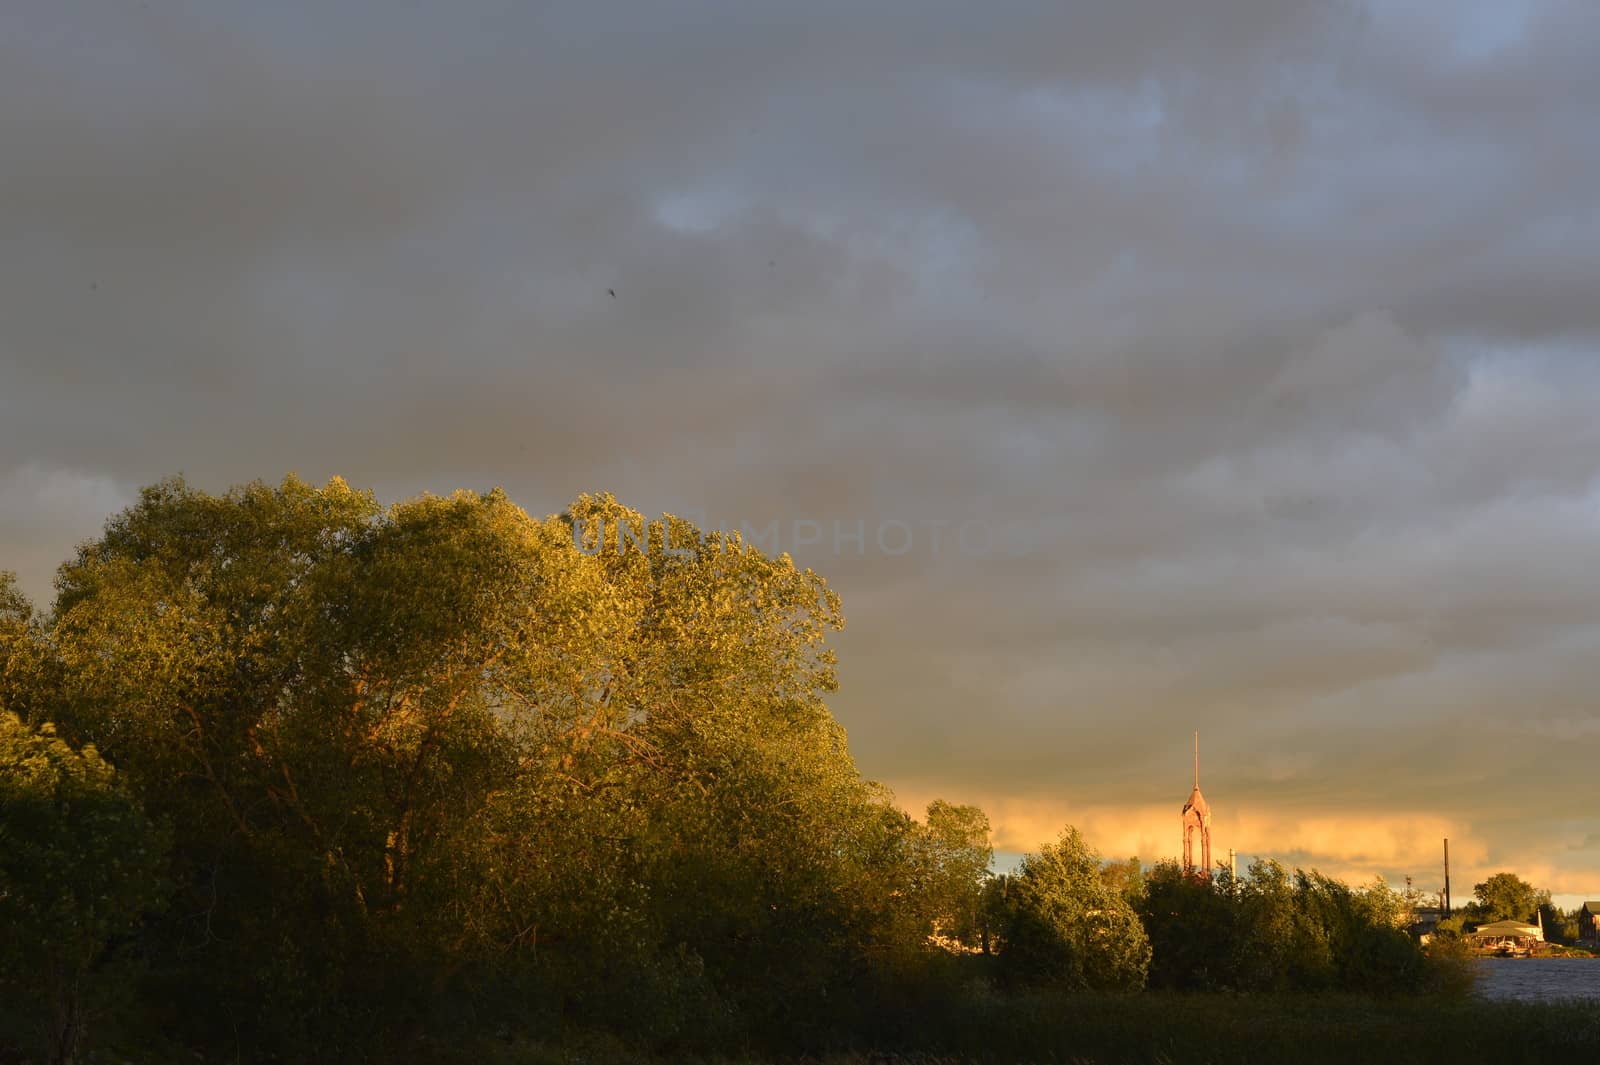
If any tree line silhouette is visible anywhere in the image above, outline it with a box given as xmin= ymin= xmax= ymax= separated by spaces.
xmin=0 ymin=478 xmax=1462 ymax=1065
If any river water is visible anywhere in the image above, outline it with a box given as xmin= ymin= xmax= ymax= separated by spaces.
xmin=1474 ymin=958 xmax=1600 ymax=1001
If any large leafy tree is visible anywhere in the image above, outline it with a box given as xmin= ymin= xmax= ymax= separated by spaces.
xmin=1471 ymin=872 xmax=1550 ymax=924
xmin=912 ymin=800 xmax=994 ymax=947
xmin=482 ymin=494 xmax=909 ymax=1031
xmin=32 ymin=477 xmax=910 ymax=1046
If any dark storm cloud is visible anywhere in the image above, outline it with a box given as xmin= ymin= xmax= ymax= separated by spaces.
xmin=4 ymin=0 xmax=1600 ymax=893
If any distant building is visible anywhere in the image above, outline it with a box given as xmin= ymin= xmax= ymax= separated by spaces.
xmin=1409 ymin=906 xmax=1446 ymax=936
xmin=1181 ymin=733 xmax=1211 ymax=880
xmin=1468 ymin=920 xmax=1544 ymax=953
xmin=1579 ymin=902 xmax=1600 ymax=944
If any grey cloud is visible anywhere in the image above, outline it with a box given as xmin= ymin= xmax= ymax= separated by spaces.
xmin=3 ymin=0 xmax=1600 ymax=890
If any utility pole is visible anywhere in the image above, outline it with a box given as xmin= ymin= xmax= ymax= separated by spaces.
xmin=1443 ymin=838 xmax=1452 ymax=916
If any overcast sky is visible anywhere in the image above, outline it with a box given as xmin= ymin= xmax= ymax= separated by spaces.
xmin=5 ymin=0 xmax=1600 ymax=902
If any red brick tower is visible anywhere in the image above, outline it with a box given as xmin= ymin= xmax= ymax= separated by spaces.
xmin=1182 ymin=732 xmax=1211 ymax=880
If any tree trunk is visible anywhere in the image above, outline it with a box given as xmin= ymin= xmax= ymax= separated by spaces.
xmin=48 ymin=968 xmax=82 ymax=1065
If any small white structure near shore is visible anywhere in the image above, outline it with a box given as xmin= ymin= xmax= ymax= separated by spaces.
xmin=1468 ymin=919 xmax=1545 ymax=952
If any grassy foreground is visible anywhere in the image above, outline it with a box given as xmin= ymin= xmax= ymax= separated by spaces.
xmin=434 ymin=991 xmax=1600 ymax=1065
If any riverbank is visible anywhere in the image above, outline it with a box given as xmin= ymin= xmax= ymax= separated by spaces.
xmin=1536 ymin=944 xmax=1600 ymax=958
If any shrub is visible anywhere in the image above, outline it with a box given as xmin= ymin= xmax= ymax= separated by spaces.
xmin=0 ymin=711 xmax=169 ymax=1064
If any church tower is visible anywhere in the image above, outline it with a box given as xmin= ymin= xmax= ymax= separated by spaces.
xmin=1182 ymin=732 xmax=1212 ymax=880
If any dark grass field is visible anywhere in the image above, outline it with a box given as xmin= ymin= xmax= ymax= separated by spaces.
xmin=457 ymin=992 xmax=1600 ymax=1065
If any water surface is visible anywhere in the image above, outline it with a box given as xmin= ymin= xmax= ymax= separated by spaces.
xmin=1474 ymin=958 xmax=1600 ymax=1001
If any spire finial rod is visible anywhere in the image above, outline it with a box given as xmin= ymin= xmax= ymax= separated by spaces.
xmin=1193 ymin=731 xmax=1199 ymax=789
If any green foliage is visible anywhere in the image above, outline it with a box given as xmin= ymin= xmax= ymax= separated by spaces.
xmin=1341 ymin=922 xmax=1426 ymax=995
xmin=1471 ymin=871 xmax=1551 ymax=924
xmin=24 ymin=478 xmax=925 ymax=1053
xmin=0 ymin=710 xmax=169 ymax=1064
xmin=1099 ymin=856 xmax=1145 ymax=907
xmin=0 ymin=479 xmax=1463 ymax=1062
xmin=0 ymin=571 xmax=30 ymax=657
xmin=1140 ymin=858 xmax=1429 ymax=994
xmin=1535 ymin=901 xmax=1563 ymax=937
xmin=912 ymin=800 xmax=994 ymax=947
xmin=997 ymin=827 xmax=1151 ymax=991
xmin=0 ymin=572 xmax=52 ymax=728
xmin=1141 ymin=859 xmax=1238 ymax=990
xmin=1421 ymin=930 xmax=1478 ymax=998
